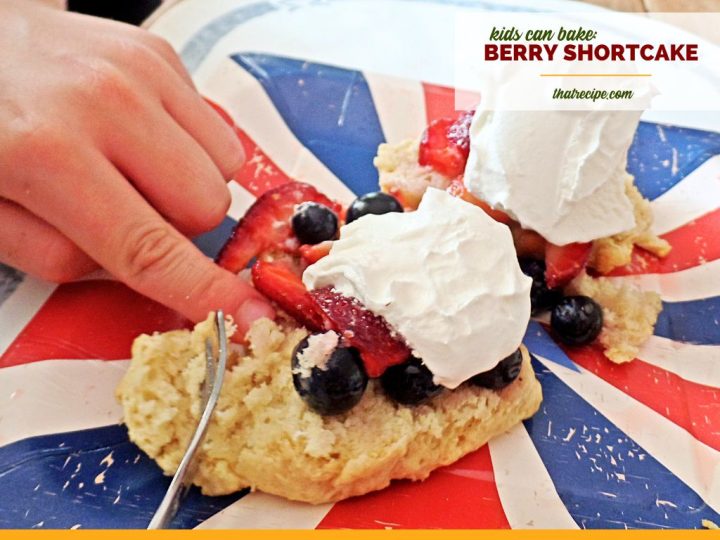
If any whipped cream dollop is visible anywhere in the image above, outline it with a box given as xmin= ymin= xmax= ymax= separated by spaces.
xmin=464 ymin=109 xmax=639 ymax=245
xmin=302 ymin=188 xmax=531 ymax=389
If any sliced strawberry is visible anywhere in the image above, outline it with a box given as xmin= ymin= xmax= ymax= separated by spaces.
xmin=217 ymin=181 xmax=343 ymax=273
xmin=511 ymin=225 xmax=547 ymax=259
xmin=251 ymin=260 xmax=331 ymax=331
xmin=310 ymin=287 xmax=411 ymax=377
xmin=545 ymin=242 xmax=592 ymax=288
xmin=445 ymin=178 xmax=513 ymax=225
xmin=418 ymin=110 xmax=473 ymax=178
xmin=299 ymin=241 xmax=333 ymax=265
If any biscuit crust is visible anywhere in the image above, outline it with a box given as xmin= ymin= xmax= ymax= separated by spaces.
xmin=117 ymin=316 xmax=542 ymax=504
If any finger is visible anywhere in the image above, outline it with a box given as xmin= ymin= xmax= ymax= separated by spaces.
xmin=102 ymin=98 xmax=232 ymax=237
xmin=101 ymin=33 xmax=245 ymax=180
xmin=9 ymin=147 xmax=274 ymax=334
xmin=0 ymin=198 xmax=97 ymax=283
xmin=76 ymin=12 xmax=197 ymax=90
xmin=158 ymin=72 xmax=245 ymax=179
xmin=122 ymin=27 xmax=196 ymax=89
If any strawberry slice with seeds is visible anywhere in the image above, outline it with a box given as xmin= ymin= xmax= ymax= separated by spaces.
xmin=310 ymin=287 xmax=411 ymax=377
xmin=545 ymin=242 xmax=592 ymax=288
xmin=217 ymin=181 xmax=342 ymax=273
xmin=418 ymin=110 xmax=474 ymax=178
xmin=251 ymin=260 xmax=331 ymax=331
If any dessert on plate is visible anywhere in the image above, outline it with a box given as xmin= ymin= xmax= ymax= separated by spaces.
xmin=117 ymin=99 xmax=668 ymax=504
xmin=376 ymin=107 xmax=670 ymax=363
xmin=117 ymin=181 xmax=543 ymax=504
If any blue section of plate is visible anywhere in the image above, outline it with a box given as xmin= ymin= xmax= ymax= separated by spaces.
xmin=193 ymin=216 xmax=238 ymax=259
xmin=525 ymin=358 xmax=720 ymax=530
xmin=231 ymin=53 xmax=386 ymax=196
xmin=0 ymin=425 xmax=243 ymax=529
xmin=630 ymin=122 xmax=720 ymax=201
xmin=523 ymin=320 xmax=579 ymax=372
xmin=655 ymin=296 xmax=720 ymax=346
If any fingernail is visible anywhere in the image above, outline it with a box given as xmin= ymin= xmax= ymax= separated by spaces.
xmin=233 ymin=296 xmax=275 ymax=337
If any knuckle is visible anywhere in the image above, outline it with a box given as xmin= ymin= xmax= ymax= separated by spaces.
xmin=144 ymin=34 xmax=178 ymax=62
xmin=121 ymin=222 xmax=184 ymax=282
xmin=112 ymin=36 xmax=153 ymax=63
xmin=77 ymin=62 xmax=136 ymax=105
xmin=1 ymin=123 xmax=69 ymax=197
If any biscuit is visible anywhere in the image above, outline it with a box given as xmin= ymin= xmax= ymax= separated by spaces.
xmin=117 ymin=316 xmax=542 ymax=504
xmin=566 ymin=272 xmax=662 ymax=363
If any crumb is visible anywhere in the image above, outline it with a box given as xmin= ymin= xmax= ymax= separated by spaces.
xmin=589 ymin=178 xmax=671 ymax=274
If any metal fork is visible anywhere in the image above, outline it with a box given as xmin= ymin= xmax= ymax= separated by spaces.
xmin=147 ymin=310 xmax=228 ymax=529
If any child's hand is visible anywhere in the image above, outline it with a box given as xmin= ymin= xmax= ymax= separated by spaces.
xmin=0 ymin=1 xmax=274 ymax=334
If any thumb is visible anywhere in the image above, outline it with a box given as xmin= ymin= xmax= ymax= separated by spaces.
xmin=112 ymin=223 xmax=275 ymax=339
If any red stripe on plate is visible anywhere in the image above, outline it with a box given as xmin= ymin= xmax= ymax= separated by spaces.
xmin=563 ymin=343 xmax=720 ymax=452
xmin=204 ymin=96 xmax=291 ymax=197
xmin=0 ymin=280 xmax=188 ymax=368
xmin=608 ymin=208 xmax=720 ymax=276
xmin=232 ymin=126 xmax=293 ymax=196
xmin=316 ymin=444 xmax=510 ymax=529
xmin=422 ymin=82 xmax=457 ymax=123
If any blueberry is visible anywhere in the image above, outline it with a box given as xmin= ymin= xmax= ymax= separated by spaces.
xmin=346 ymin=192 xmax=403 ymax=224
xmin=380 ymin=357 xmax=443 ymax=406
xmin=469 ymin=349 xmax=523 ymax=390
xmin=292 ymin=336 xmax=368 ymax=415
xmin=551 ymin=295 xmax=603 ymax=346
xmin=518 ymin=257 xmax=562 ymax=315
xmin=292 ymin=202 xmax=338 ymax=245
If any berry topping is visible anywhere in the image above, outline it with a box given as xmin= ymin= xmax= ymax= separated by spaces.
xmin=309 ymin=287 xmax=411 ymax=378
xmin=292 ymin=334 xmax=368 ymax=415
xmin=345 ymin=192 xmax=403 ymax=225
xmin=251 ymin=260 xmax=331 ymax=332
xmin=544 ymin=241 xmax=592 ymax=289
xmin=299 ymin=241 xmax=333 ymax=265
xmin=551 ymin=295 xmax=604 ymax=346
xmin=469 ymin=349 xmax=523 ymax=390
xmin=511 ymin=227 xmax=547 ymax=259
xmin=291 ymin=202 xmax=338 ymax=245
xmin=380 ymin=357 xmax=443 ymax=406
xmin=217 ymin=181 xmax=342 ymax=273
xmin=519 ymin=258 xmax=562 ymax=315
xmin=446 ymin=178 xmax=513 ymax=224
xmin=418 ymin=110 xmax=473 ymax=178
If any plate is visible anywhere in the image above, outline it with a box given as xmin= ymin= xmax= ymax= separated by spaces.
xmin=1 ymin=0 xmax=719 ymax=530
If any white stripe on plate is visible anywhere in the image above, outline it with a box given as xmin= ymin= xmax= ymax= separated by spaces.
xmin=606 ymin=258 xmax=720 ymax=302
xmin=227 ymin=181 xmax=256 ymax=221
xmin=638 ymin=335 xmax=720 ymax=388
xmin=0 ymin=359 xmax=127 ymax=447
xmin=195 ymin=492 xmax=332 ymax=530
xmin=364 ymin=73 xmax=427 ymax=144
xmin=489 ymin=424 xmax=579 ymax=529
xmin=0 ymin=277 xmax=56 ymax=357
xmin=536 ymin=355 xmax=720 ymax=513
xmin=650 ymin=154 xmax=720 ymax=236
xmin=199 ymin=58 xmax=355 ymax=205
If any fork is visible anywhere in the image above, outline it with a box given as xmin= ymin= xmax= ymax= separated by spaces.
xmin=147 ymin=310 xmax=228 ymax=529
